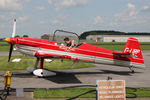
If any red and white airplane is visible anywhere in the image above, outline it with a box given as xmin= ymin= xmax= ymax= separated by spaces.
xmin=4 ymin=19 xmax=145 ymax=77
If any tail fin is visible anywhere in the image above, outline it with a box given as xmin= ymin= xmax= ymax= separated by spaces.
xmin=122 ymin=37 xmax=144 ymax=66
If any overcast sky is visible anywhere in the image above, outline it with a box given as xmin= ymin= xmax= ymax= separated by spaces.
xmin=0 ymin=0 xmax=150 ymax=38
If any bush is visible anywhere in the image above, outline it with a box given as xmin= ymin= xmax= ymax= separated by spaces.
xmin=112 ymin=40 xmax=115 ymax=42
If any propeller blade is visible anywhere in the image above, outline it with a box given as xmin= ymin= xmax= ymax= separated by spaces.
xmin=12 ymin=19 xmax=16 ymax=37
xmin=8 ymin=44 xmax=13 ymax=62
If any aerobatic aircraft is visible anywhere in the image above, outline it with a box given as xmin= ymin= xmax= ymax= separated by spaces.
xmin=4 ymin=19 xmax=145 ymax=77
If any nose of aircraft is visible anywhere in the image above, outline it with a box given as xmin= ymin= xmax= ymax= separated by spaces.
xmin=4 ymin=37 xmax=11 ymax=43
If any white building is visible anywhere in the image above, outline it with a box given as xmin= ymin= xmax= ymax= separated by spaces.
xmin=86 ymin=35 xmax=150 ymax=42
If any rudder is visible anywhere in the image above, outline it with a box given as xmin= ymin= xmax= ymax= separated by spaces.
xmin=122 ymin=37 xmax=144 ymax=64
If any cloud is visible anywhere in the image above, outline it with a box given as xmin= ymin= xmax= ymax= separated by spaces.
xmin=128 ymin=3 xmax=135 ymax=9
xmin=36 ymin=6 xmax=45 ymax=11
xmin=17 ymin=16 xmax=29 ymax=22
xmin=0 ymin=12 xmax=16 ymax=21
xmin=48 ymin=0 xmax=90 ymax=10
xmin=143 ymin=5 xmax=149 ymax=10
xmin=112 ymin=3 xmax=150 ymax=29
xmin=51 ymin=15 xmax=66 ymax=25
xmin=114 ymin=3 xmax=138 ymax=22
xmin=9 ymin=12 xmax=17 ymax=15
xmin=140 ymin=5 xmax=150 ymax=12
xmin=0 ymin=15 xmax=6 ymax=20
xmin=51 ymin=19 xmax=61 ymax=25
xmin=93 ymin=16 xmax=104 ymax=25
xmin=23 ymin=0 xmax=33 ymax=3
xmin=0 ymin=0 xmax=22 ymax=10
xmin=48 ymin=0 xmax=52 ymax=4
xmin=39 ymin=21 xmax=46 ymax=24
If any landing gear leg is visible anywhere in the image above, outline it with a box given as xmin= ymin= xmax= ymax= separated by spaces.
xmin=40 ymin=58 xmax=44 ymax=69
xmin=27 ymin=58 xmax=40 ymax=73
xmin=129 ymin=66 xmax=135 ymax=73
xmin=71 ymin=60 xmax=79 ymax=69
xmin=34 ymin=58 xmax=40 ymax=69
xmin=33 ymin=58 xmax=56 ymax=77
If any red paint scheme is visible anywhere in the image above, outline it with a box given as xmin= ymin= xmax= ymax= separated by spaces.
xmin=5 ymin=36 xmax=144 ymax=68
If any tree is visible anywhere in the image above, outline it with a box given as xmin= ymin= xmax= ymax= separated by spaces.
xmin=41 ymin=34 xmax=51 ymax=40
xmin=23 ymin=35 xmax=29 ymax=37
xmin=15 ymin=35 xmax=20 ymax=37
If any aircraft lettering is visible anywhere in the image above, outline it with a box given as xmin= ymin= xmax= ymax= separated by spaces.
xmin=59 ymin=46 xmax=75 ymax=51
xmin=132 ymin=49 xmax=140 ymax=55
xmin=124 ymin=48 xmax=140 ymax=55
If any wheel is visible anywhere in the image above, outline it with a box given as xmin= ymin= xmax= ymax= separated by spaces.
xmin=131 ymin=70 xmax=134 ymax=73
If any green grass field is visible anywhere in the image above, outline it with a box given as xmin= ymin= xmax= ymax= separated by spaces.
xmin=89 ymin=42 xmax=150 ymax=51
xmin=34 ymin=87 xmax=150 ymax=98
xmin=0 ymin=56 xmax=95 ymax=70
xmin=0 ymin=41 xmax=9 ymax=51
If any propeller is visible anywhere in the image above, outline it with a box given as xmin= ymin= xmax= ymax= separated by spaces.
xmin=8 ymin=44 xmax=13 ymax=62
xmin=6 ymin=19 xmax=16 ymax=62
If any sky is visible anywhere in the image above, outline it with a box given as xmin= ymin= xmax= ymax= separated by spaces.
xmin=0 ymin=0 xmax=150 ymax=38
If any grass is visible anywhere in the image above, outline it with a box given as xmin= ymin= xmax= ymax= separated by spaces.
xmin=126 ymin=87 xmax=150 ymax=98
xmin=0 ymin=56 xmax=95 ymax=70
xmin=0 ymin=41 xmax=9 ymax=51
xmin=34 ymin=88 xmax=96 ymax=99
xmin=34 ymin=87 xmax=150 ymax=99
xmin=97 ymin=45 xmax=150 ymax=51
xmin=90 ymin=42 xmax=150 ymax=51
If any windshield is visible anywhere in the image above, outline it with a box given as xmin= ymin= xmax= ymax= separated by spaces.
xmin=52 ymin=30 xmax=80 ymax=45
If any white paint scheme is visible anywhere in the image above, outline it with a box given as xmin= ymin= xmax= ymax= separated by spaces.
xmin=33 ymin=69 xmax=56 ymax=77
xmin=15 ymin=44 xmax=145 ymax=68
xmin=16 ymin=45 xmax=36 ymax=56
xmin=12 ymin=19 xmax=16 ymax=37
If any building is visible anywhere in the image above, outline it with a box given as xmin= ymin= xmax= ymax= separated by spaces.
xmin=86 ymin=35 xmax=150 ymax=42
xmin=41 ymin=34 xmax=53 ymax=40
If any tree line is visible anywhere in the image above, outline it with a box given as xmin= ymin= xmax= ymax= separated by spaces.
xmin=79 ymin=30 xmax=150 ymax=39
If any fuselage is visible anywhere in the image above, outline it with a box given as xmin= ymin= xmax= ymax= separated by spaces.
xmin=5 ymin=37 xmax=145 ymax=68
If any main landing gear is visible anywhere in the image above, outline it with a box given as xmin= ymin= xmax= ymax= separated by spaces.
xmin=129 ymin=66 xmax=135 ymax=73
xmin=27 ymin=58 xmax=56 ymax=77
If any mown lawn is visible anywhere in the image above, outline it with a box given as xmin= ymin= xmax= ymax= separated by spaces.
xmin=34 ymin=87 xmax=150 ymax=99
xmin=91 ymin=42 xmax=150 ymax=51
xmin=0 ymin=41 xmax=9 ymax=51
xmin=0 ymin=56 xmax=95 ymax=70
xmin=34 ymin=88 xmax=96 ymax=99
